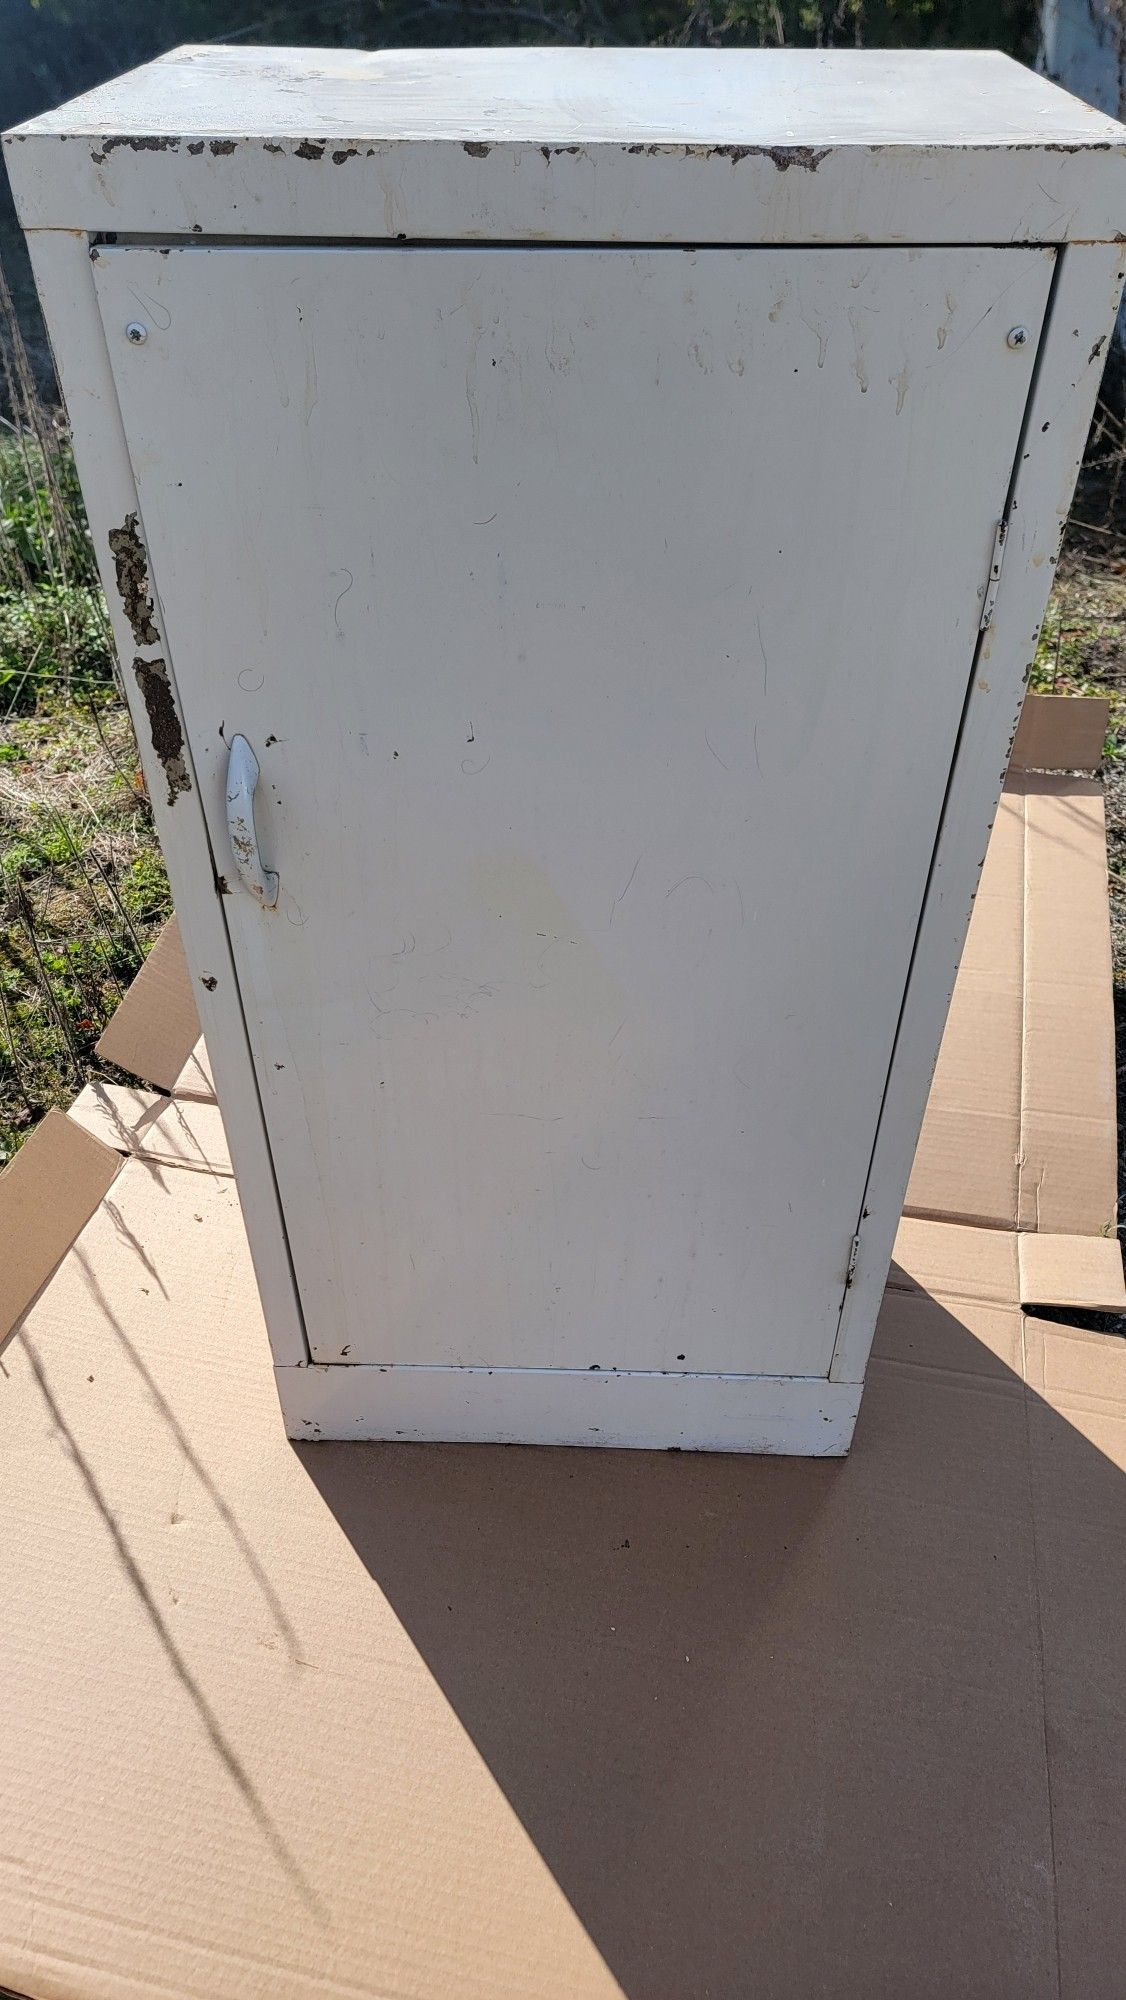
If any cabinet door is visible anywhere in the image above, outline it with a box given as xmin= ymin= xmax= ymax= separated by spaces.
xmin=95 ymin=243 xmax=1052 ymax=1376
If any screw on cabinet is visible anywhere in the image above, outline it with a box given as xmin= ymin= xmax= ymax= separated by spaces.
xmin=7 ymin=47 xmax=1126 ymax=1450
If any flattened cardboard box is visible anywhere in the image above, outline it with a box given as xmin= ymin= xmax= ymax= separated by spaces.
xmin=0 ymin=692 xmax=1123 ymax=1999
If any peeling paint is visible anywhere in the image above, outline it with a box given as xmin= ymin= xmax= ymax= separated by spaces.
xmin=108 ymin=513 xmax=159 ymax=646
xmin=209 ymin=138 xmax=237 ymax=156
xmin=294 ymin=138 xmax=327 ymax=161
xmin=132 ymin=657 xmax=191 ymax=805
xmin=90 ymin=133 xmax=181 ymax=164
xmin=463 ymin=141 xmax=492 ymax=158
xmin=625 ymin=141 xmax=830 ymax=171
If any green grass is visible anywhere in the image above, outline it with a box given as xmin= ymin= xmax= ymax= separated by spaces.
xmin=0 ymin=698 xmax=173 ymax=1162
xmin=0 ymin=428 xmax=115 ymax=712
xmin=0 ymin=257 xmax=171 ymax=1163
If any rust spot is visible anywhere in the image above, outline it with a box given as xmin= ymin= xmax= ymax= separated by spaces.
xmin=108 ymin=514 xmax=159 ymax=646
xmin=200 ymin=974 xmax=217 ymax=991
xmin=331 ymin=148 xmax=358 ymax=165
xmin=209 ymin=138 xmax=237 ymax=156
xmin=1089 ymin=334 xmax=1108 ymax=365
xmin=90 ymin=134 xmax=182 ymax=164
xmin=214 ymin=872 xmax=231 ymax=896
xmin=731 ymin=144 xmax=828 ymax=170
xmin=463 ymin=141 xmax=492 ymax=158
xmin=295 ymin=138 xmax=327 ymax=161
xmin=625 ymin=141 xmax=829 ymax=171
xmin=540 ymin=144 xmax=581 ymax=161
xmin=132 ymin=657 xmax=191 ymax=805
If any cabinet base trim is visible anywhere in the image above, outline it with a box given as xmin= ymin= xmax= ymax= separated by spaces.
xmin=275 ymin=1363 xmax=861 ymax=1455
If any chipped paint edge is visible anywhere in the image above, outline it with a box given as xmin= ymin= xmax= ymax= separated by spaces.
xmin=7 ymin=126 xmax=1126 ymax=244
xmin=274 ymin=1359 xmax=862 ymax=1453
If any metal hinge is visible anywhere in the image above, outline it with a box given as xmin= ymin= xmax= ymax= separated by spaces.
xmin=844 ymin=1231 xmax=862 ymax=1292
xmin=979 ymin=512 xmax=1010 ymax=633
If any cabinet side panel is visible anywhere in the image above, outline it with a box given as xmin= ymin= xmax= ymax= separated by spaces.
xmin=23 ymin=227 xmax=308 ymax=1369
xmin=831 ymin=240 xmax=1126 ymax=1384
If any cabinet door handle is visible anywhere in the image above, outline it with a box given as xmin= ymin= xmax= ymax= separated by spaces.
xmin=225 ymin=734 xmax=279 ymax=908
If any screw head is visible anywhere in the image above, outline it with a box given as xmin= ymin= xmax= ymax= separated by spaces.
xmin=1006 ymin=325 xmax=1030 ymax=349
xmin=125 ymin=321 xmax=148 ymax=345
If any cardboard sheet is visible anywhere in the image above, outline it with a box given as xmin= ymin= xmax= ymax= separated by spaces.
xmin=0 ymin=1182 xmax=1124 ymax=1998
xmin=905 ymin=772 xmax=1117 ymax=1242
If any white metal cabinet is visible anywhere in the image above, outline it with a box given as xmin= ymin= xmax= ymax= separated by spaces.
xmin=7 ymin=49 xmax=1126 ymax=1452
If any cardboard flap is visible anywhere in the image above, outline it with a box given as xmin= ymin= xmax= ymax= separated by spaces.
xmin=69 ymin=1080 xmax=231 ymax=1176
xmin=0 ymin=1109 xmax=120 ymax=1356
xmin=1017 ymin=1230 xmax=1126 ymax=1312
xmin=95 ymin=915 xmax=201 ymax=1091
xmin=1009 ymin=690 xmax=1109 ymax=774
xmin=174 ymin=1036 xmax=216 ymax=1103
xmin=68 ymin=1079 xmax=168 ymax=1153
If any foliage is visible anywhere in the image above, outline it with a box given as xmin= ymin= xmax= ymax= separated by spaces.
xmin=0 ymin=258 xmax=116 ymax=711
xmin=0 ymin=261 xmax=170 ymax=1162
xmin=0 ymin=695 xmax=174 ymax=1165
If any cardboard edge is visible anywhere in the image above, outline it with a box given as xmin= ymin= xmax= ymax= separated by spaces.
xmin=0 ymin=1109 xmax=121 ymax=1356
xmin=95 ymin=914 xmax=201 ymax=1093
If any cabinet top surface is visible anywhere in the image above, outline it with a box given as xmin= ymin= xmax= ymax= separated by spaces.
xmin=8 ymin=44 xmax=1125 ymax=149
xmin=7 ymin=46 xmax=1126 ymax=243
